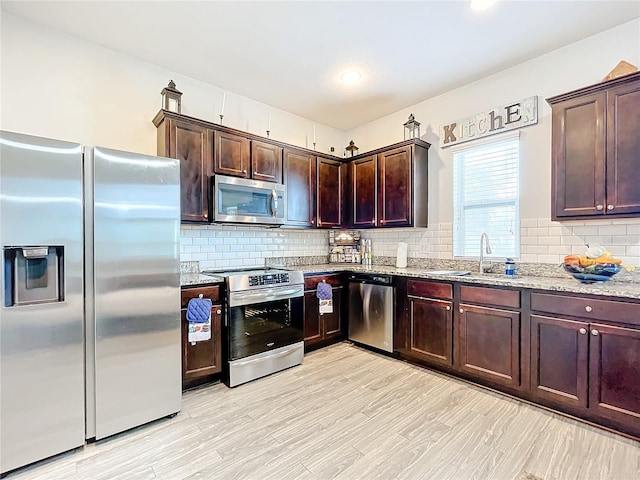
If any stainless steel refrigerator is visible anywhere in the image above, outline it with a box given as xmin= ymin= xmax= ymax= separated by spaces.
xmin=1 ymin=131 xmax=182 ymax=474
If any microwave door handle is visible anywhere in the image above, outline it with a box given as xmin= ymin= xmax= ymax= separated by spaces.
xmin=271 ymin=190 xmax=278 ymax=217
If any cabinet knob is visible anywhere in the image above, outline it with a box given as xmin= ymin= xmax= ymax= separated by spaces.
xmin=579 ymin=328 xmax=587 ymax=335
xmin=311 ymin=219 xmax=315 ymax=224
xmin=459 ymin=308 xmax=464 ymax=314
xmin=596 ymin=204 xmax=604 ymax=211
xmin=445 ymin=305 xmax=451 ymax=311
xmin=216 ymin=309 xmax=221 ymax=315
xmin=585 ymin=305 xmax=593 ymax=312
xmin=381 ymin=219 xmax=385 ymax=224
xmin=607 ymin=204 xmax=614 ymax=211
xmin=253 ymin=171 xmax=258 ymax=176
xmin=591 ymin=329 xmax=599 ymax=336
xmin=242 ymin=169 xmax=247 ymax=174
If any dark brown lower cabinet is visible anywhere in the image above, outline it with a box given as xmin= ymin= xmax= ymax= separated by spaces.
xmin=408 ymin=296 xmax=453 ymax=366
xmin=303 ymin=275 xmax=345 ymax=349
xmin=531 ymin=316 xmax=640 ymax=435
xmin=588 ymin=323 xmax=640 ymax=426
xmin=181 ymin=285 xmax=223 ymax=389
xmin=457 ymin=304 xmax=521 ymax=388
xmin=530 ymin=315 xmax=589 ymax=408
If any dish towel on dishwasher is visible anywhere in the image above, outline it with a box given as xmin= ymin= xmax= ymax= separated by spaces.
xmin=187 ymin=294 xmax=212 ymax=343
xmin=316 ymin=280 xmax=333 ymax=314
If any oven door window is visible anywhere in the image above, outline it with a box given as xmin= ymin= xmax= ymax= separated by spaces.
xmin=229 ymin=298 xmax=303 ymax=360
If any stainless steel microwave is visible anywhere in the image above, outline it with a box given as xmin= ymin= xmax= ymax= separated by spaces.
xmin=213 ymin=174 xmax=286 ymax=225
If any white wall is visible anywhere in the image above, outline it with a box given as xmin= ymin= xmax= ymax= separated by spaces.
xmin=0 ymin=13 xmax=345 ymax=155
xmin=348 ymin=19 xmax=640 ymax=267
xmin=2 ymin=13 xmax=639 ymax=269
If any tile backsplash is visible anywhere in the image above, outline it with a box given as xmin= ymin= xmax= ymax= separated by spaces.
xmin=181 ymin=217 xmax=640 ymax=271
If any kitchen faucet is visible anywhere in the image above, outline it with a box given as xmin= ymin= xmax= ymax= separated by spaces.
xmin=479 ymin=233 xmax=492 ymax=273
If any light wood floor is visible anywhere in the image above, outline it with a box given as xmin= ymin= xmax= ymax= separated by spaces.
xmin=7 ymin=342 xmax=640 ymax=480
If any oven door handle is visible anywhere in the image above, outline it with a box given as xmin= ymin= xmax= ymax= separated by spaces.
xmin=232 ymin=344 xmax=301 ymax=367
xmin=228 ymin=286 xmax=304 ymax=307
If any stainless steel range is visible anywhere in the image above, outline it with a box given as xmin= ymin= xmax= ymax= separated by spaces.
xmin=203 ymin=268 xmax=305 ymax=387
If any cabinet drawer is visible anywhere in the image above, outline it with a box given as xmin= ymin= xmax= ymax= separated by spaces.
xmin=407 ymin=280 xmax=452 ymax=300
xmin=304 ymin=274 xmax=343 ymax=290
xmin=460 ymin=285 xmax=520 ymax=309
xmin=531 ymin=293 xmax=640 ymax=326
xmin=181 ymin=285 xmax=221 ymax=307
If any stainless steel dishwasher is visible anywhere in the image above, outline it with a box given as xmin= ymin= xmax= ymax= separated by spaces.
xmin=348 ymin=273 xmax=394 ymax=353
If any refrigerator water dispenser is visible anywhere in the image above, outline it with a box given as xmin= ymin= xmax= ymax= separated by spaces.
xmin=3 ymin=246 xmax=64 ymax=306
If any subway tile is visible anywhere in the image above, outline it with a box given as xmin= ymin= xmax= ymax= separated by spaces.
xmin=180 ymin=238 xmax=193 ymax=245
xmin=627 ymin=224 xmax=640 ymax=235
xmin=521 ymin=219 xmax=538 ymax=228
xmin=191 ymin=253 xmax=207 ymax=261
xmin=526 ymin=245 xmax=548 ymax=254
xmin=537 ymin=236 xmax=561 ymax=246
xmin=547 ymin=226 xmax=563 ymax=236
xmin=520 ymin=237 xmax=538 ymax=245
xmin=585 ymin=236 xmax=612 ymax=247
xmin=200 ymin=245 xmax=217 ymax=253
xmin=193 ymin=238 xmax=209 ymax=245
xmin=183 ymin=246 xmax=201 ymax=253
xmin=520 ymin=253 xmax=538 ymax=262
xmin=180 ymin=253 xmax=192 ymax=262
xmin=627 ymin=245 xmax=640 ymax=256
xmin=561 ymin=236 xmax=586 ymax=246
xmin=548 ymin=246 xmax=570 ymax=255
xmin=528 ymin=227 xmax=549 ymax=236
xmin=598 ymin=225 xmax=627 ymax=236
xmin=537 ymin=254 xmax=561 ymax=264
xmin=181 ymin=229 xmax=201 ymax=238
xmin=612 ymin=235 xmax=640 ymax=245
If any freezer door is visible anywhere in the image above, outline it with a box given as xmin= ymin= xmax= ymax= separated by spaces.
xmin=86 ymin=147 xmax=181 ymax=440
xmin=0 ymin=131 xmax=85 ymax=474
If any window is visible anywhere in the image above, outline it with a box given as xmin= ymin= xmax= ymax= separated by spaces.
xmin=453 ymin=131 xmax=519 ymax=258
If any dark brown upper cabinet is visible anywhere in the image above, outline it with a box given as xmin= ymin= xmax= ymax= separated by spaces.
xmin=351 ymin=155 xmax=377 ymax=228
xmin=213 ymin=132 xmax=282 ymax=183
xmin=154 ymin=115 xmax=212 ymax=223
xmin=316 ymin=157 xmax=345 ymax=228
xmin=213 ymin=130 xmax=251 ymax=178
xmin=154 ymin=110 xmax=429 ymax=228
xmin=347 ymin=140 xmax=430 ymax=228
xmin=283 ymin=147 xmax=316 ymax=227
xmin=548 ymin=72 xmax=640 ymax=220
xmin=252 ymin=140 xmax=283 ymax=183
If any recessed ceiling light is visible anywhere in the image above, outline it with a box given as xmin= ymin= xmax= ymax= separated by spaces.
xmin=470 ymin=0 xmax=497 ymax=11
xmin=341 ymin=71 xmax=362 ymax=84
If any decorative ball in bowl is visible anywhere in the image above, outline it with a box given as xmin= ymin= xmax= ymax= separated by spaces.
xmin=562 ymin=263 xmax=621 ymax=284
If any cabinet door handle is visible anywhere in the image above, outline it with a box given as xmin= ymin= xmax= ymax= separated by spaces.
xmin=579 ymin=328 xmax=587 ymax=335
xmin=585 ymin=306 xmax=593 ymax=312
xmin=216 ymin=309 xmax=221 ymax=315
xmin=607 ymin=204 xmax=614 ymax=211
xmin=459 ymin=308 xmax=464 ymax=314
xmin=596 ymin=204 xmax=604 ymax=211
xmin=591 ymin=329 xmax=599 ymax=336
xmin=445 ymin=306 xmax=451 ymax=311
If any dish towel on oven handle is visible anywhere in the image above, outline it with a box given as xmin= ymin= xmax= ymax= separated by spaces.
xmin=187 ymin=294 xmax=212 ymax=343
xmin=316 ymin=280 xmax=333 ymax=315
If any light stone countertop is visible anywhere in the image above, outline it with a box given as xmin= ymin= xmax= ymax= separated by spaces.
xmin=283 ymin=264 xmax=640 ymax=301
xmin=180 ymin=273 xmax=225 ymax=287
xmin=180 ymin=264 xmax=640 ymax=300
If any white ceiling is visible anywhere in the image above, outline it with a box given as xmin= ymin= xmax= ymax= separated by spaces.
xmin=2 ymin=1 xmax=639 ymax=131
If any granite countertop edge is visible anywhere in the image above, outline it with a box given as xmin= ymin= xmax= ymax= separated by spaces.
xmin=287 ymin=264 xmax=640 ymax=300
xmin=181 ymin=265 xmax=640 ymax=300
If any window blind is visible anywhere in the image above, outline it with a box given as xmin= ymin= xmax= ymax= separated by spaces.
xmin=453 ymin=131 xmax=519 ymax=258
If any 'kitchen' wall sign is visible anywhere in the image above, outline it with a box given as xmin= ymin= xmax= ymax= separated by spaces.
xmin=440 ymin=96 xmax=538 ymax=148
